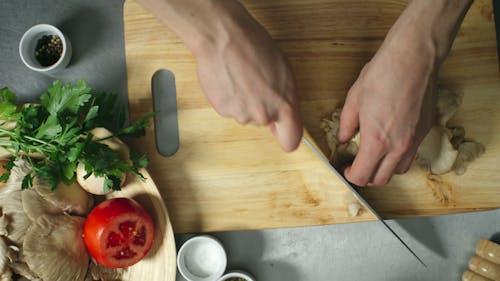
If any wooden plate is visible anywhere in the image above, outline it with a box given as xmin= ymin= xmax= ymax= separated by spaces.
xmin=107 ymin=169 xmax=177 ymax=281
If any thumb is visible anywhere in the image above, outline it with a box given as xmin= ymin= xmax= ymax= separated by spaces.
xmin=272 ymin=103 xmax=303 ymax=152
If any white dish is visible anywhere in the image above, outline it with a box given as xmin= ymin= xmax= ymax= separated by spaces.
xmin=217 ymin=270 xmax=256 ymax=281
xmin=19 ymin=24 xmax=72 ymax=74
xmin=177 ymin=235 xmax=227 ymax=281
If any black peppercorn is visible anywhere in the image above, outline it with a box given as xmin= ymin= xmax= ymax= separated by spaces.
xmin=35 ymin=35 xmax=63 ymax=66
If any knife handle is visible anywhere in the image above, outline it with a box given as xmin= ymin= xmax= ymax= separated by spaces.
xmin=476 ymin=238 xmax=500 ymax=265
xmin=462 ymin=270 xmax=493 ymax=281
xmin=152 ymin=69 xmax=180 ymax=157
xmin=468 ymin=255 xmax=500 ymax=280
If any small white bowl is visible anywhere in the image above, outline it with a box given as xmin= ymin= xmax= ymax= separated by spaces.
xmin=177 ymin=235 xmax=227 ymax=281
xmin=217 ymin=270 xmax=256 ymax=281
xmin=19 ymin=24 xmax=72 ymax=74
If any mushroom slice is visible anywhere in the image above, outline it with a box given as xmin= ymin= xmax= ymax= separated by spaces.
xmin=32 ymin=179 xmax=94 ymax=216
xmin=23 ymin=215 xmax=89 ymax=281
xmin=21 ymin=189 xmax=61 ymax=221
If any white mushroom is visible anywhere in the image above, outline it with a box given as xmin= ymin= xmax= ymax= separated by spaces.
xmin=33 ymin=179 xmax=94 ymax=216
xmin=76 ymin=127 xmax=128 ymax=195
xmin=23 ymin=215 xmax=88 ymax=281
xmin=416 ymin=126 xmax=458 ymax=174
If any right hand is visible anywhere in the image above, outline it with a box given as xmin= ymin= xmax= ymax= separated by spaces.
xmin=191 ymin=2 xmax=303 ymax=152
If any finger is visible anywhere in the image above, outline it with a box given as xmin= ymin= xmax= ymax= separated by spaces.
xmin=338 ymin=85 xmax=360 ymax=143
xmin=344 ymin=134 xmax=385 ymax=186
xmin=395 ymin=147 xmax=418 ymax=174
xmin=370 ymin=152 xmax=401 ymax=186
xmin=273 ymin=103 xmax=303 ymax=152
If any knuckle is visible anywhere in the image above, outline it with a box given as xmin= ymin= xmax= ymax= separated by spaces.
xmin=252 ymin=106 xmax=272 ymax=126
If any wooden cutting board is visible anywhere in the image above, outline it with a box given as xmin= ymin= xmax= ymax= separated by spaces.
xmin=124 ymin=0 xmax=500 ymax=233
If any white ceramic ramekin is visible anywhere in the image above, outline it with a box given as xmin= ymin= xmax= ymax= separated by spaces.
xmin=177 ymin=235 xmax=227 ymax=281
xmin=19 ymin=24 xmax=72 ymax=74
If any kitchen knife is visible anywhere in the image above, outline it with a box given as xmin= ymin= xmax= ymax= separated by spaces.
xmin=301 ymin=131 xmax=426 ymax=267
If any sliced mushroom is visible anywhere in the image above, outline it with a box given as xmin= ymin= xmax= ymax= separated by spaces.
xmin=32 ymin=179 xmax=93 ymax=216
xmin=23 ymin=215 xmax=89 ymax=281
xmin=21 ymin=189 xmax=61 ymax=221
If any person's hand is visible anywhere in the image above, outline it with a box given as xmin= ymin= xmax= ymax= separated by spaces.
xmin=194 ymin=2 xmax=302 ymax=152
xmin=137 ymin=0 xmax=302 ymax=152
xmin=337 ymin=0 xmax=472 ymax=186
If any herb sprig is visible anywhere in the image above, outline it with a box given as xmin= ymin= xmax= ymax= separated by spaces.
xmin=0 ymin=81 xmax=151 ymax=191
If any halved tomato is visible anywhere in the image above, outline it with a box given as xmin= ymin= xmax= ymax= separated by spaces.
xmin=83 ymin=197 xmax=154 ymax=268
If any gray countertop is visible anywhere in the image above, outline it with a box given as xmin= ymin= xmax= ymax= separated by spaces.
xmin=1 ymin=1 xmax=498 ymax=281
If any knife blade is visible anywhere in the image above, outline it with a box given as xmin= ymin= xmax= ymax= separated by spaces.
xmin=301 ymin=132 xmax=426 ymax=267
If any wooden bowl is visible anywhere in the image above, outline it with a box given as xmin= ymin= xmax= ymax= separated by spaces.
xmin=107 ymin=169 xmax=176 ymax=280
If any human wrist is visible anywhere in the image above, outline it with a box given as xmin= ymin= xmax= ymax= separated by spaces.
xmin=136 ymin=0 xmax=251 ymax=58
xmin=395 ymin=0 xmax=473 ymax=66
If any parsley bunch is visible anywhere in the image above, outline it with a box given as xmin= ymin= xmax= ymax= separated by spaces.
xmin=0 ymin=80 xmax=152 ymax=191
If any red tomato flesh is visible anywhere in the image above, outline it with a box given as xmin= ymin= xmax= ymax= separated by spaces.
xmin=83 ymin=197 xmax=154 ymax=268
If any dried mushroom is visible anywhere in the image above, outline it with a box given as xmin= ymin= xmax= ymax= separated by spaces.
xmin=33 ymin=178 xmax=94 ymax=216
xmin=321 ymin=89 xmax=484 ymax=176
xmin=23 ymin=215 xmax=89 ymax=281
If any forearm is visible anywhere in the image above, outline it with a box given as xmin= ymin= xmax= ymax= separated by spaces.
xmin=386 ymin=0 xmax=473 ymax=66
xmin=136 ymin=0 xmax=255 ymax=57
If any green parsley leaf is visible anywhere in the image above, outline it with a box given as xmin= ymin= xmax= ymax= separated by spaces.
xmin=40 ymin=80 xmax=92 ymax=116
xmin=35 ymin=115 xmax=62 ymax=139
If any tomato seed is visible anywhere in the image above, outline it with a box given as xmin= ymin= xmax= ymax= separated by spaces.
xmin=113 ymin=247 xmax=137 ymax=260
xmin=106 ymin=231 xmax=124 ymax=248
xmin=119 ymin=221 xmax=136 ymax=238
xmin=133 ymin=226 xmax=147 ymax=246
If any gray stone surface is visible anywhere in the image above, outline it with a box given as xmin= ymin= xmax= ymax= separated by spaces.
xmin=0 ymin=0 xmax=128 ymax=110
xmin=177 ymin=210 xmax=500 ymax=281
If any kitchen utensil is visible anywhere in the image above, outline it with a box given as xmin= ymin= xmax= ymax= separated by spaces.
xmin=302 ymin=131 xmax=426 ymax=267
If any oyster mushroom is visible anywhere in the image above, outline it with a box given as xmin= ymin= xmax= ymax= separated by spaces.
xmin=32 ymin=179 xmax=93 ymax=216
xmin=21 ymin=189 xmax=61 ymax=221
xmin=23 ymin=215 xmax=89 ymax=281
xmin=88 ymin=261 xmax=126 ymax=281
xmin=321 ymin=88 xmax=484 ymax=177
xmin=0 ymin=189 xmax=30 ymax=245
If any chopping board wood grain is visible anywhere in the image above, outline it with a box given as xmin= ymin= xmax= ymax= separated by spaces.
xmin=124 ymin=0 xmax=500 ymax=233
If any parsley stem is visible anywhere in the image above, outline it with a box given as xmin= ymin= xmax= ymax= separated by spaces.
xmin=23 ymin=136 xmax=57 ymax=149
